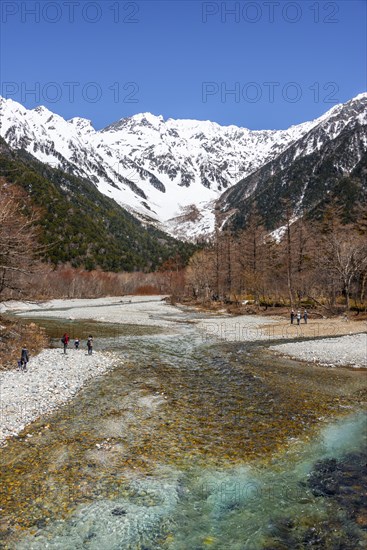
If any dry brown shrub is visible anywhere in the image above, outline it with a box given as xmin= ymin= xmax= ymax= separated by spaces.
xmin=135 ymin=285 xmax=161 ymax=295
xmin=0 ymin=317 xmax=48 ymax=371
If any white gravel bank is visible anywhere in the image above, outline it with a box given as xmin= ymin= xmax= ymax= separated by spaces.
xmin=0 ymin=348 xmax=117 ymax=444
xmin=0 ymin=296 xmax=177 ymax=328
xmin=269 ymin=333 xmax=367 ymax=368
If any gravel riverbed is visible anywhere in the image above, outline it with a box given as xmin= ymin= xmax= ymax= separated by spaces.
xmin=1 ymin=297 xmax=366 ymax=446
xmin=0 ymin=348 xmax=117 ymax=445
xmin=270 ymin=333 xmax=367 ymax=368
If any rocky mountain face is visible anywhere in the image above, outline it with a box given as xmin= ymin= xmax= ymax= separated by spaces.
xmin=217 ymin=94 xmax=367 ymax=232
xmin=0 ymin=137 xmax=196 ymax=272
xmin=1 ymin=93 xmax=366 ymax=239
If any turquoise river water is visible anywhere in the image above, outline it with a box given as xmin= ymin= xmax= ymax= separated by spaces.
xmin=0 ymin=306 xmax=366 ymax=549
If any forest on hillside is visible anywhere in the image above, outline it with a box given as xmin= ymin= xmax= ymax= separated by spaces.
xmin=0 ymin=137 xmax=366 ymax=311
xmin=0 ymin=139 xmax=196 ymax=273
xmin=1 ymin=167 xmax=366 ymax=315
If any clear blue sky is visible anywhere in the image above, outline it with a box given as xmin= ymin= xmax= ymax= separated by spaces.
xmin=1 ymin=0 xmax=366 ymax=130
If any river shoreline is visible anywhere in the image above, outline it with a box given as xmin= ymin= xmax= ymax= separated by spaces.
xmin=0 ymin=296 xmax=365 ymax=446
xmin=269 ymin=333 xmax=367 ymax=369
xmin=0 ymin=297 xmax=366 ymax=549
xmin=0 ymin=348 xmax=117 ymax=445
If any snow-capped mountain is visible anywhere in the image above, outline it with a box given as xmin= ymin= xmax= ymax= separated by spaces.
xmin=217 ymin=93 xmax=367 ymax=231
xmin=1 ymin=93 xmax=366 ymax=239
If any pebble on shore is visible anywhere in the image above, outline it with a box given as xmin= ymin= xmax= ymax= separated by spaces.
xmin=0 ymin=348 xmax=117 ymax=445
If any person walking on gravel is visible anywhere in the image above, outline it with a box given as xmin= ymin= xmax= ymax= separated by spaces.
xmin=296 ymin=311 xmax=301 ymax=326
xmin=87 ymin=335 xmax=93 ymax=355
xmin=19 ymin=345 xmax=29 ymax=372
xmin=61 ymin=333 xmax=69 ymax=354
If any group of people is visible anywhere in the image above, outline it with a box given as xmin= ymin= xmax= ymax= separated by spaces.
xmin=290 ymin=309 xmax=308 ymax=325
xmin=18 ymin=334 xmax=94 ymax=373
xmin=61 ymin=334 xmax=94 ymax=354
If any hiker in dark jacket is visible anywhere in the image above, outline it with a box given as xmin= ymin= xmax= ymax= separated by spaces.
xmin=87 ymin=335 xmax=93 ymax=355
xmin=290 ymin=309 xmax=295 ymax=324
xmin=20 ymin=345 xmax=29 ymax=371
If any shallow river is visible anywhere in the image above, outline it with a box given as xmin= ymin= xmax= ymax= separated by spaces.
xmin=0 ymin=304 xmax=366 ymax=549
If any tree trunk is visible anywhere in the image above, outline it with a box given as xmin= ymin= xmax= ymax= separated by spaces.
xmin=226 ymin=233 xmax=232 ymax=300
xmin=286 ymin=217 xmax=294 ymax=308
xmin=360 ymin=271 xmax=367 ymax=305
xmin=215 ymin=228 xmax=220 ymax=299
xmin=345 ymin=280 xmax=351 ymax=311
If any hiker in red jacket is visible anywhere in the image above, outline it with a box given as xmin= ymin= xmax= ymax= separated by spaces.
xmin=61 ymin=333 xmax=69 ymax=354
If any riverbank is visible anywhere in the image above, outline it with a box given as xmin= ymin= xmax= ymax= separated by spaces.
xmin=0 ymin=348 xmax=117 ymax=445
xmin=270 ymin=333 xmax=367 ymax=369
xmin=196 ymin=310 xmax=367 ymax=339
xmin=0 ymin=296 xmax=177 ymax=447
xmin=195 ymin=311 xmax=366 ymax=368
xmin=0 ymin=317 xmax=48 ymax=371
xmin=2 ymin=296 xmax=366 ymax=364
xmin=4 ymin=296 xmax=366 ymax=337
xmin=1 ymin=296 xmax=366 ymax=446
xmin=0 ymin=296 xmax=173 ymax=327
xmin=0 ymin=297 xmax=366 ymax=549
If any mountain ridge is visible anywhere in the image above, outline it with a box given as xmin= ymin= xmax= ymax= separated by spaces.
xmin=0 ymin=136 xmax=196 ymax=271
xmin=217 ymin=118 xmax=367 ymax=232
xmin=1 ymin=93 xmax=366 ymax=239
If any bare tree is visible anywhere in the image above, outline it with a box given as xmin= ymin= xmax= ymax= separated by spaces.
xmin=186 ymin=249 xmax=216 ymax=301
xmin=321 ymin=225 xmax=367 ymax=311
xmin=237 ymin=211 xmax=268 ymax=305
xmin=0 ymin=179 xmax=41 ymax=299
xmin=279 ymin=198 xmax=295 ymax=309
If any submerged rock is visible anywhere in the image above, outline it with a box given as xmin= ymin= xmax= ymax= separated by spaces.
xmin=111 ymin=507 xmax=127 ymax=516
